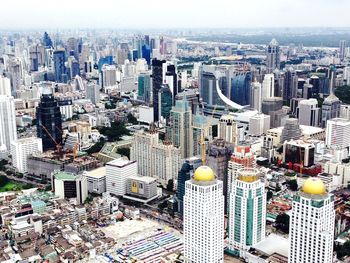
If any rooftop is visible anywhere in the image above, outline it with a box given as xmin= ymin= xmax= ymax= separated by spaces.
xmin=54 ymin=172 xmax=76 ymax=181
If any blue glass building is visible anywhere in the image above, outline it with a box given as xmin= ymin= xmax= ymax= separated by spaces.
xmin=53 ymin=50 xmax=66 ymax=83
xmin=230 ymin=71 xmax=251 ymax=106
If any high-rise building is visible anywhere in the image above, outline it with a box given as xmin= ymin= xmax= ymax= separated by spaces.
xmin=340 ymin=104 xmax=350 ymax=120
xmin=192 ymin=111 xmax=213 ymax=157
xmin=283 ymin=139 xmax=315 ymax=167
xmin=339 ymin=40 xmax=347 ymax=61
xmin=231 ymin=71 xmax=251 ymax=106
xmin=297 ymin=99 xmax=320 ymax=127
xmin=288 ymin=178 xmax=335 ymax=263
xmin=228 ymin=168 xmax=266 ymax=256
xmin=36 ymin=92 xmax=63 ymax=151
xmin=176 ymin=156 xmax=202 ymax=217
xmin=325 ymin=118 xmax=350 ymax=149
xmin=53 ymin=49 xmax=67 ymax=83
xmin=137 ymin=72 xmax=151 ymax=103
xmin=248 ymin=113 xmax=270 ymax=136
xmin=262 ymin=73 xmax=274 ymax=99
xmin=7 ymin=58 xmax=23 ymax=95
xmin=52 ymin=171 xmax=88 ymax=205
xmin=165 ymin=64 xmax=178 ymax=105
xmin=42 ymin=32 xmax=53 ymax=48
xmin=250 ymin=80 xmax=262 ymax=112
xmin=169 ymin=97 xmax=193 ymax=159
xmin=283 ymin=68 xmax=298 ymax=102
xmin=152 ymin=59 xmax=166 ymax=122
xmin=266 ymin=38 xmax=280 ymax=73
xmin=0 ymin=95 xmax=17 ymax=152
xmin=10 ymin=137 xmax=42 ymax=173
xmin=100 ymin=65 xmax=117 ymax=88
xmin=86 ymin=84 xmax=100 ymax=104
xmin=184 ymin=166 xmax=224 ymax=263
xmin=0 ymin=76 xmax=11 ymax=96
xmin=106 ymin=159 xmax=137 ymax=196
xmin=158 ymin=85 xmax=173 ymax=123
xmin=280 ymin=118 xmax=302 ymax=144
xmin=321 ymin=94 xmax=341 ymax=128
xmin=218 ymin=114 xmax=239 ymax=144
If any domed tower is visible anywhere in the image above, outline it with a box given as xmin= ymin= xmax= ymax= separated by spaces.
xmin=288 ymin=178 xmax=335 ymax=263
xmin=183 ymin=166 xmax=224 ymax=263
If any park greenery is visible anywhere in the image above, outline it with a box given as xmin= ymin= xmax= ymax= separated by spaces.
xmin=335 ymin=240 xmax=350 ymax=260
xmin=275 ymin=213 xmax=290 ymax=234
xmin=335 ymin=85 xmax=350 ymax=104
xmin=0 ymin=175 xmax=33 ymax=192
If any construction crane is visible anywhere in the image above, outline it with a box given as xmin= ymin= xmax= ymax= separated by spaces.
xmin=40 ymin=124 xmax=62 ymax=154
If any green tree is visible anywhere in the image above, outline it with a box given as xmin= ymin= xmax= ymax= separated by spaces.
xmin=267 ymin=190 xmax=273 ymax=201
xmin=98 ymin=122 xmax=130 ymax=142
xmin=286 ymin=179 xmax=298 ymax=191
xmin=86 ymin=138 xmax=106 ymax=154
xmin=335 ymin=85 xmax=350 ymax=104
xmin=167 ymin=179 xmax=174 ymax=192
xmin=0 ymin=175 xmax=9 ymax=187
xmin=275 ymin=213 xmax=290 ymax=234
xmin=117 ymin=148 xmax=130 ymax=159
xmin=335 ymin=240 xmax=350 ymax=259
xmin=127 ymin=113 xmax=138 ymax=125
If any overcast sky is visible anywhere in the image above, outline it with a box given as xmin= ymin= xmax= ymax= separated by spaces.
xmin=1 ymin=0 xmax=349 ymax=29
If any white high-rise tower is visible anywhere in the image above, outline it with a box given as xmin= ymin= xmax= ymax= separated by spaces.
xmin=288 ymin=177 xmax=335 ymax=263
xmin=0 ymin=95 xmax=17 ymax=152
xmin=262 ymin=73 xmax=274 ymax=99
xmin=228 ymin=168 xmax=266 ymax=257
xmin=184 ymin=166 xmax=224 ymax=263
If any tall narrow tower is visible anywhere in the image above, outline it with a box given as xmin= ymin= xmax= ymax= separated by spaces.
xmin=184 ymin=166 xmax=224 ymax=263
xmin=266 ymin=39 xmax=280 ymax=73
xmin=289 ymin=177 xmax=335 ymax=263
xmin=228 ymin=168 xmax=266 ymax=257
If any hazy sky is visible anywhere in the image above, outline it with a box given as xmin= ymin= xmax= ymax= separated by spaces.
xmin=1 ymin=0 xmax=350 ymax=29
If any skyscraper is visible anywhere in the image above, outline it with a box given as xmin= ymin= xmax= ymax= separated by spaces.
xmin=321 ymin=93 xmax=341 ymax=127
xmin=53 ymin=49 xmax=67 ymax=83
xmin=169 ymin=97 xmax=193 ymax=159
xmin=280 ymin=118 xmax=302 ymax=143
xmin=250 ymin=80 xmax=262 ymax=112
xmin=325 ymin=118 xmax=350 ymax=149
xmin=262 ymin=73 xmax=274 ymax=99
xmin=152 ymin=58 xmax=166 ymax=122
xmin=0 ymin=95 xmax=17 ymax=152
xmin=228 ymin=168 xmax=266 ymax=257
xmin=158 ymin=85 xmax=173 ymax=123
xmin=297 ymin=99 xmax=320 ymax=127
xmin=165 ymin=64 xmax=178 ymax=105
xmin=0 ymin=76 xmax=11 ymax=96
xmin=231 ymin=71 xmax=251 ymax=106
xmin=43 ymin=32 xmax=53 ymax=48
xmin=137 ymin=72 xmax=151 ymax=103
xmin=339 ymin=40 xmax=347 ymax=61
xmin=218 ymin=114 xmax=239 ymax=144
xmin=36 ymin=92 xmax=63 ymax=151
xmin=266 ymin=38 xmax=280 ymax=73
xmin=288 ymin=178 xmax=335 ymax=263
xmin=184 ymin=166 xmax=224 ymax=263
xmin=86 ymin=84 xmax=100 ymax=105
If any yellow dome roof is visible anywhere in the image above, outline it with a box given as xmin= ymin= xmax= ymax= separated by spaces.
xmin=302 ymin=177 xmax=326 ymax=195
xmin=193 ymin=166 xmax=215 ymax=181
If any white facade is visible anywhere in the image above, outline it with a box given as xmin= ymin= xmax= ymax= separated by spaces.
xmin=60 ymin=104 xmax=73 ymax=119
xmin=228 ymin=169 xmax=266 ymax=256
xmin=289 ymin=186 xmax=335 ymax=263
xmin=86 ymin=84 xmax=100 ymax=104
xmin=325 ymin=118 xmax=350 ymax=149
xmin=250 ymin=81 xmax=262 ymax=112
xmin=184 ymin=178 xmax=224 ymax=262
xmin=262 ymin=74 xmax=274 ymax=99
xmin=248 ymin=113 xmax=270 ymax=136
xmin=0 ymin=95 xmax=17 ymax=152
xmin=101 ymin=65 xmax=117 ymax=88
xmin=10 ymin=137 xmax=42 ymax=173
xmin=0 ymin=76 xmax=11 ymax=96
xmin=218 ymin=114 xmax=238 ymax=144
xmin=84 ymin=167 xmax=106 ymax=194
xmin=297 ymin=99 xmax=320 ymax=127
xmin=340 ymin=104 xmax=350 ymax=120
xmin=106 ymin=159 xmax=137 ymax=196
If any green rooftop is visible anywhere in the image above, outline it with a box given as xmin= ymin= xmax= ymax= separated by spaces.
xmin=54 ymin=171 xmax=76 ymax=181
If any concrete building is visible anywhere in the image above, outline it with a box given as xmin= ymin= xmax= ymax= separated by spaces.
xmin=52 ymin=171 xmax=88 ymax=205
xmin=340 ymin=104 xmax=350 ymax=120
xmin=10 ymin=137 xmax=43 ymax=173
xmin=184 ymin=166 xmax=224 ymax=263
xmin=288 ymin=178 xmax=335 ymax=263
xmin=0 ymin=95 xmax=17 ymax=152
xmin=280 ymin=118 xmax=302 ymax=144
xmin=125 ymin=175 xmax=158 ymax=202
xmin=283 ymin=140 xmax=315 ymax=167
xmin=297 ymin=99 xmax=320 ymax=127
xmin=86 ymin=84 xmax=100 ymax=104
xmin=0 ymin=76 xmax=11 ymax=96
xmin=218 ymin=114 xmax=239 ymax=144
xmin=106 ymin=159 xmax=137 ymax=196
xmin=262 ymin=74 xmax=274 ymax=99
xmin=325 ymin=118 xmax=350 ymax=149
xmin=228 ymin=168 xmax=266 ymax=257
xmin=248 ymin=113 xmax=270 ymax=136
xmin=250 ymin=80 xmax=262 ymax=112
xmin=266 ymin=39 xmax=280 ymax=73
xmin=321 ymin=92 xmax=340 ymax=128
xmin=83 ymin=167 xmax=106 ymax=195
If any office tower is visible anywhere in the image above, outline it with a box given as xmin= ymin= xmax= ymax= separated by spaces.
xmin=340 ymin=104 xmax=350 ymax=120
xmin=283 ymin=68 xmax=298 ymax=102
xmin=57 ymin=99 xmax=73 ymax=120
xmin=42 ymin=32 xmax=53 ymax=48
xmin=137 ymin=72 xmax=151 ymax=103
xmin=169 ymin=97 xmax=193 ymax=158
xmin=165 ymin=64 xmax=178 ymax=104
xmin=218 ymin=114 xmax=238 ymax=144
xmin=261 ymin=97 xmax=283 ymax=114
xmin=10 ymin=137 xmax=42 ymax=173
xmin=321 ymin=93 xmax=340 ymax=128
xmin=288 ymin=178 xmax=335 ymax=263
xmin=7 ymin=58 xmax=23 ymax=95
xmin=29 ymin=44 xmax=44 ymax=72
xmin=158 ymin=85 xmax=173 ymax=122
xmin=86 ymin=84 xmax=100 ymax=104
xmin=67 ymin=37 xmax=79 ymax=60
xmin=280 ymin=118 xmax=302 ymax=143
xmin=106 ymin=159 xmax=137 ymax=196
xmin=52 ymin=171 xmax=88 ymax=205
xmin=231 ymin=71 xmax=252 ymax=106
xmin=184 ymin=166 xmax=224 ymax=263
xmin=325 ymin=118 xmax=350 ymax=149
xmin=206 ymin=139 xmax=233 ymax=212
xmin=36 ymin=92 xmax=63 ymax=151
xmin=302 ymin=83 xmax=313 ymax=99
xmin=228 ymin=168 xmax=266 ymax=256
xmin=53 ymin=49 xmax=67 ymax=83
xmin=266 ymin=38 xmax=280 ymax=73
xmin=227 ymin=146 xmax=256 ymax=195
xmin=192 ymin=111 xmax=213 ymax=156
xmin=250 ymin=80 xmax=262 ymax=112
xmin=0 ymin=95 xmax=17 ymax=152
xmin=283 ymin=139 xmax=315 ymax=167
xmin=199 ymin=65 xmax=229 ymax=117
xmin=339 ymin=40 xmax=347 ymax=61
xmin=297 ymin=99 xmax=320 ymax=127
xmin=152 ymin=58 xmax=166 ymax=122
xmin=0 ymin=76 xmax=11 ymax=96
xmin=176 ymin=156 xmax=202 ymax=217
xmin=248 ymin=113 xmax=270 ymax=136
xmin=100 ymin=65 xmax=117 ymax=88
xmin=130 ymin=130 xmax=182 ymax=188
xmin=262 ymin=73 xmax=274 ymax=99
xmin=290 ymin=98 xmax=305 ymax=117
xmin=309 ymin=75 xmax=321 ymax=97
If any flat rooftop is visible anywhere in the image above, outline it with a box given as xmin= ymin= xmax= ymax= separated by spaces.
xmin=84 ymin=167 xmax=106 ymax=179
xmin=54 ymin=172 xmax=76 ymax=181
xmin=253 ymin=233 xmax=289 ymax=257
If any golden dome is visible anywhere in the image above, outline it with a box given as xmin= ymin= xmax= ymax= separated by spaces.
xmin=193 ymin=166 xmax=215 ymax=181
xmin=302 ymin=177 xmax=326 ymax=195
